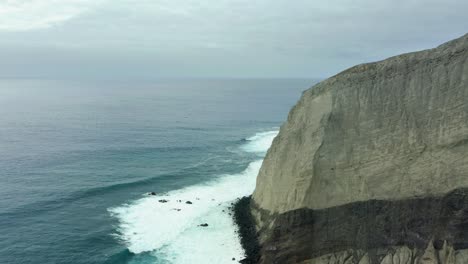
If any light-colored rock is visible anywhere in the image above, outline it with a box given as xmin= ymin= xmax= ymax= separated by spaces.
xmin=299 ymin=243 xmax=468 ymax=264
xmin=253 ymin=33 xmax=468 ymax=214
xmin=251 ymin=33 xmax=468 ymax=264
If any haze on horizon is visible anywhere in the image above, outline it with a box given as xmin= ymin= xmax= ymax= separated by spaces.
xmin=0 ymin=0 xmax=467 ymax=80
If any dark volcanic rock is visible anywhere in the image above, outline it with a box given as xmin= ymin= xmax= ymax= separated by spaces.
xmin=254 ymin=188 xmax=468 ymax=264
xmin=232 ymin=196 xmax=260 ymax=264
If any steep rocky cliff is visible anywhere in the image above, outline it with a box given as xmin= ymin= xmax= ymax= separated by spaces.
xmin=251 ymin=34 xmax=468 ymax=264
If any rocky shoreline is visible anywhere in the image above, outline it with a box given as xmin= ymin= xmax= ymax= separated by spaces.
xmin=233 ymin=188 xmax=468 ymax=264
xmin=232 ymin=196 xmax=261 ymax=264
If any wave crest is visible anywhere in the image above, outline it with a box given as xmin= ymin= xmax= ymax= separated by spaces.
xmin=108 ymin=130 xmax=278 ymax=263
xmin=240 ymin=130 xmax=278 ymax=154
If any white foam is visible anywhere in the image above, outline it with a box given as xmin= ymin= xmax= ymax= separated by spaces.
xmin=153 ymin=198 xmax=247 ymax=263
xmin=240 ymin=130 xmax=278 ymax=154
xmin=109 ymin=130 xmax=278 ymax=263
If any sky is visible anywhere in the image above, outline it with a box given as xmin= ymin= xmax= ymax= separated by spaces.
xmin=0 ymin=0 xmax=467 ymax=79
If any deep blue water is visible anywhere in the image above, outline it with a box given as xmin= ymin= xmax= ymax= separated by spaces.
xmin=0 ymin=79 xmax=315 ymax=264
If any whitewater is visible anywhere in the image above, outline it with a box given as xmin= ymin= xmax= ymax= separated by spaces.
xmin=109 ymin=130 xmax=278 ymax=263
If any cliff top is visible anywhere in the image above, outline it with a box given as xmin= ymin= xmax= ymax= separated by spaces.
xmin=308 ymin=33 xmax=468 ymax=98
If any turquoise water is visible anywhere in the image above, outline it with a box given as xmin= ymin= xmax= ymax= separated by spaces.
xmin=0 ymin=79 xmax=315 ymax=264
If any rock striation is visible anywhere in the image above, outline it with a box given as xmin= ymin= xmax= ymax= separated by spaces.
xmin=251 ymin=33 xmax=468 ymax=263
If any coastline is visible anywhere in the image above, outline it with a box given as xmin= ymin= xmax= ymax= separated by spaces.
xmin=248 ymin=33 xmax=468 ymax=264
xmin=232 ymin=196 xmax=261 ymax=264
xmin=109 ymin=130 xmax=279 ymax=263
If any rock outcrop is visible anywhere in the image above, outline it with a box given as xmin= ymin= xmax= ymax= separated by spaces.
xmin=251 ymin=33 xmax=468 ymax=263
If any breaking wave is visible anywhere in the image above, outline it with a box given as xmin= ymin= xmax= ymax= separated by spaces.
xmin=109 ymin=130 xmax=278 ymax=263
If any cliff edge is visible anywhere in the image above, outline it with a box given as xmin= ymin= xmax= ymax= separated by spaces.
xmin=251 ymin=34 xmax=468 ymax=264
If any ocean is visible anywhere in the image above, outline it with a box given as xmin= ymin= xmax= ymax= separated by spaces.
xmin=0 ymin=78 xmax=315 ymax=264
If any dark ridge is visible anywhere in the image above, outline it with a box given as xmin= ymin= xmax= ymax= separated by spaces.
xmin=254 ymin=188 xmax=468 ymax=263
xmin=232 ymin=196 xmax=261 ymax=264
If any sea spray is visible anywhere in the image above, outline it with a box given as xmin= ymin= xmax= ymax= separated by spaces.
xmin=240 ymin=130 xmax=278 ymax=155
xmin=109 ymin=130 xmax=278 ymax=263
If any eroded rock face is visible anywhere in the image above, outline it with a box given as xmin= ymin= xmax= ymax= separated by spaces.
xmin=251 ymin=33 xmax=468 ymax=263
xmin=252 ymin=189 xmax=468 ymax=263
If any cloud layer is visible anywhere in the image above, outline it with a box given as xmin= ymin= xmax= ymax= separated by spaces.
xmin=0 ymin=0 xmax=467 ymax=78
xmin=0 ymin=0 xmax=105 ymax=31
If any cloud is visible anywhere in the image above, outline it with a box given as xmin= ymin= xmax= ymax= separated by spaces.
xmin=0 ymin=0 xmax=466 ymax=78
xmin=0 ymin=0 xmax=105 ymax=31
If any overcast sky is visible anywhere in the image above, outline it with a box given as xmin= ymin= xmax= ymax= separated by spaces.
xmin=0 ymin=0 xmax=467 ymax=79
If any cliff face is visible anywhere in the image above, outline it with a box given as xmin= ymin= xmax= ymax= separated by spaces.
xmin=251 ymin=34 xmax=468 ymax=264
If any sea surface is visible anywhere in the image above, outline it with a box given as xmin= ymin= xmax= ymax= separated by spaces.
xmin=0 ymin=78 xmax=315 ymax=264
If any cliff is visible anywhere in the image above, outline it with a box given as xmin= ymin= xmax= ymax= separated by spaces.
xmin=251 ymin=33 xmax=468 ymax=264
